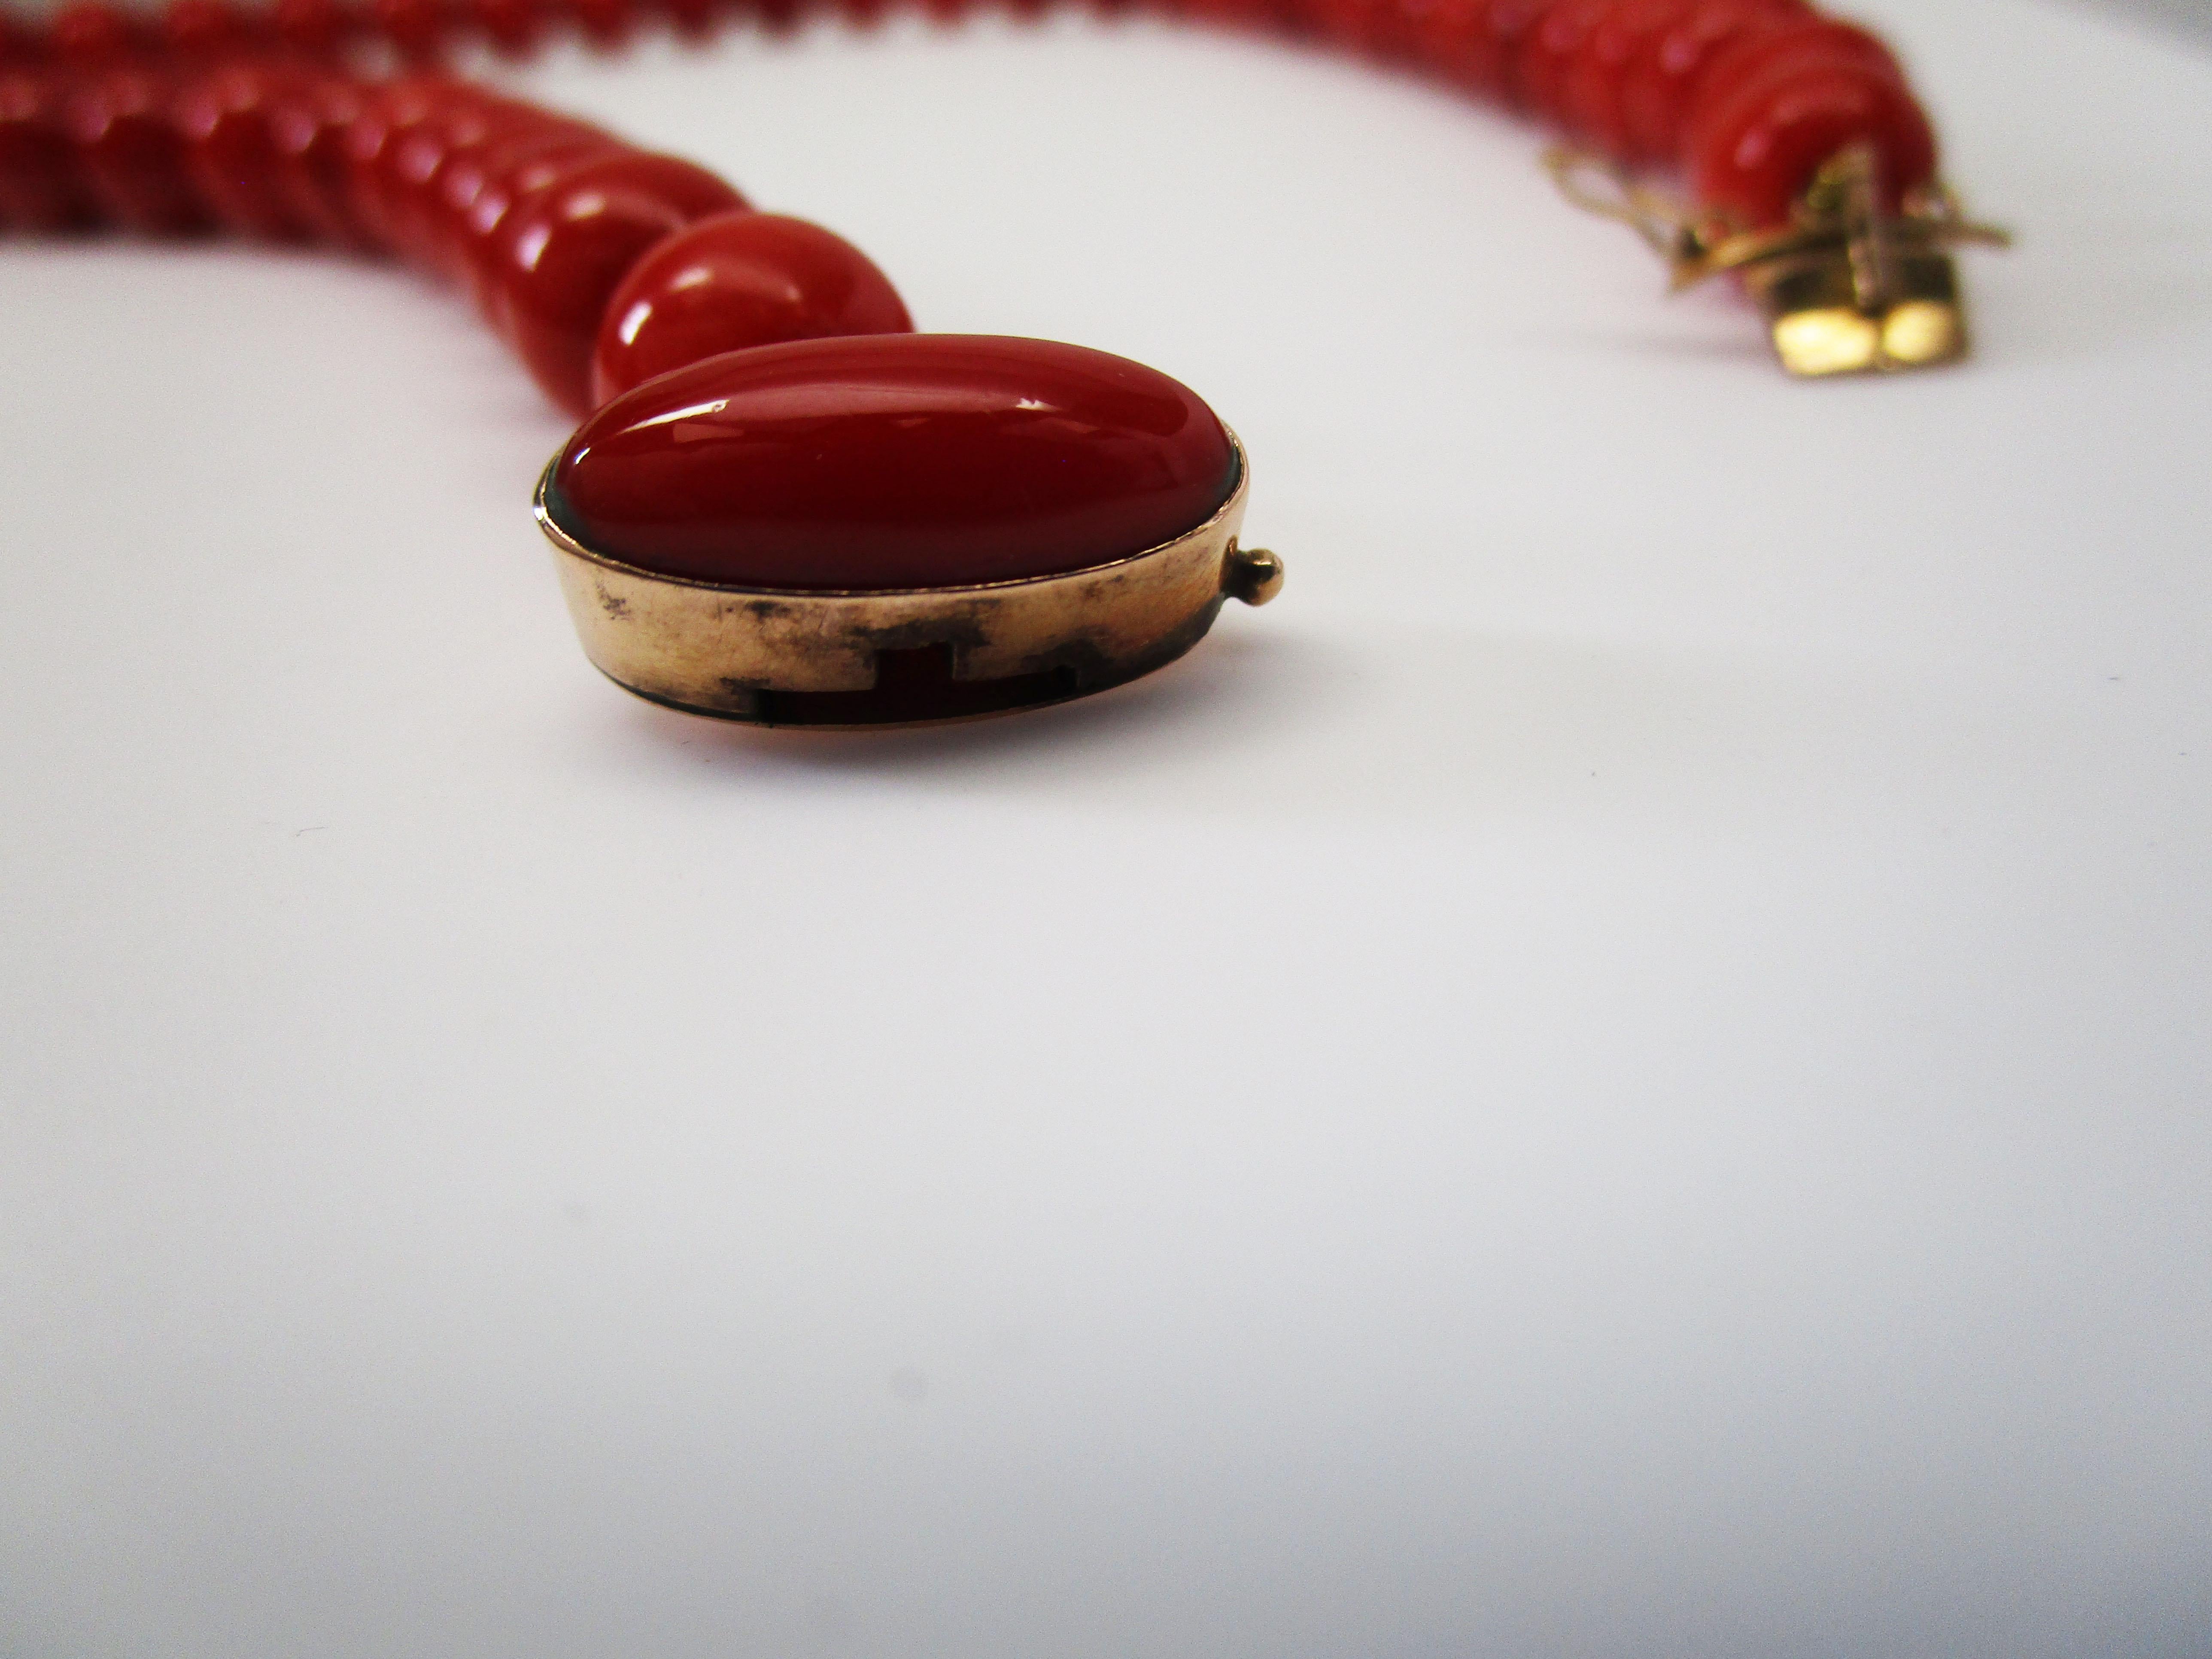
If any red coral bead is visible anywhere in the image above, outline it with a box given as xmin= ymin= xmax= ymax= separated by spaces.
xmin=0 ymin=14 xmax=47 ymax=70
xmin=378 ymin=97 xmax=504 ymax=268
xmin=455 ymin=141 xmax=699 ymax=289
xmin=749 ymin=0 xmax=805 ymax=33
xmin=589 ymin=210 xmax=913 ymax=404
xmin=1519 ymin=0 xmax=1612 ymax=125
xmin=469 ymin=0 xmax=545 ymax=53
xmin=1481 ymin=0 xmax=1553 ymax=108
xmin=1559 ymin=0 xmax=1691 ymax=158
xmin=1618 ymin=0 xmax=1802 ymax=162
xmin=0 ymin=71 xmax=97 ymax=230
xmin=161 ymin=0 xmax=262 ymax=56
xmin=435 ymin=122 xmax=610 ymax=235
xmin=266 ymin=72 xmax=371 ymax=243
xmin=174 ymin=64 xmax=313 ymax=239
xmin=1408 ymin=0 xmax=1508 ymax=96
xmin=1687 ymin=13 xmax=1900 ymax=114
xmin=339 ymin=78 xmax=430 ymax=250
xmin=49 ymin=1 xmax=146 ymax=63
xmin=573 ymin=0 xmax=637 ymax=48
xmin=272 ymin=0 xmax=362 ymax=53
xmin=1361 ymin=0 xmax=1430 ymax=64
xmin=395 ymin=108 xmax=536 ymax=270
xmin=449 ymin=128 xmax=624 ymax=307
xmin=342 ymin=76 xmax=487 ymax=252
xmin=486 ymin=151 xmax=747 ymax=413
xmin=550 ymin=334 xmax=1241 ymax=591
xmin=66 ymin=69 xmax=212 ymax=234
xmin=1688 ymin=56 xmax=1935 ymax=225
xmin=664 ymin=0 xmax=724 ymax=36
xmin=374 ymin=0 xmax=454 ymax=60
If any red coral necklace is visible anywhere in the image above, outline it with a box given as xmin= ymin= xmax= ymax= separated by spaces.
xmin=0 ymin=0 xmax=2003 ymax=726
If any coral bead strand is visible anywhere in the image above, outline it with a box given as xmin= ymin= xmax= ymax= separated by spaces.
xmin=0 ymin=51 xmax=918 ymax=413
xmin=0 ymin=0 xmax=1949 ymax=403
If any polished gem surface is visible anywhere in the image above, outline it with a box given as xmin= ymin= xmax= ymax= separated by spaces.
xmin=589 ymin=210 xmax=914 ymax=405
xmin=485 ymin=152 xmax=747 ymax=415
xmin=550 ymin=334 xmax=1240 ymax=591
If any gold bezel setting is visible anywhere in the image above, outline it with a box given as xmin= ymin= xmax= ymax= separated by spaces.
xmin=535 ymin=432 xmax=1279 ymax=728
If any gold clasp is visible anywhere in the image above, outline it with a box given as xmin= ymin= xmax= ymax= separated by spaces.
xmin=1544 ymin=144 xmax=2011 ymax=376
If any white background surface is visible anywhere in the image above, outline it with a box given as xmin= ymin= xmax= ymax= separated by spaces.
xmin=3 ymin=2 xmax=2209 ymax=1655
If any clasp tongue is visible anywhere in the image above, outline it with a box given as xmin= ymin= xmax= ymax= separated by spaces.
xmin=1543 ymin=143 xmax=2011 ymax=377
